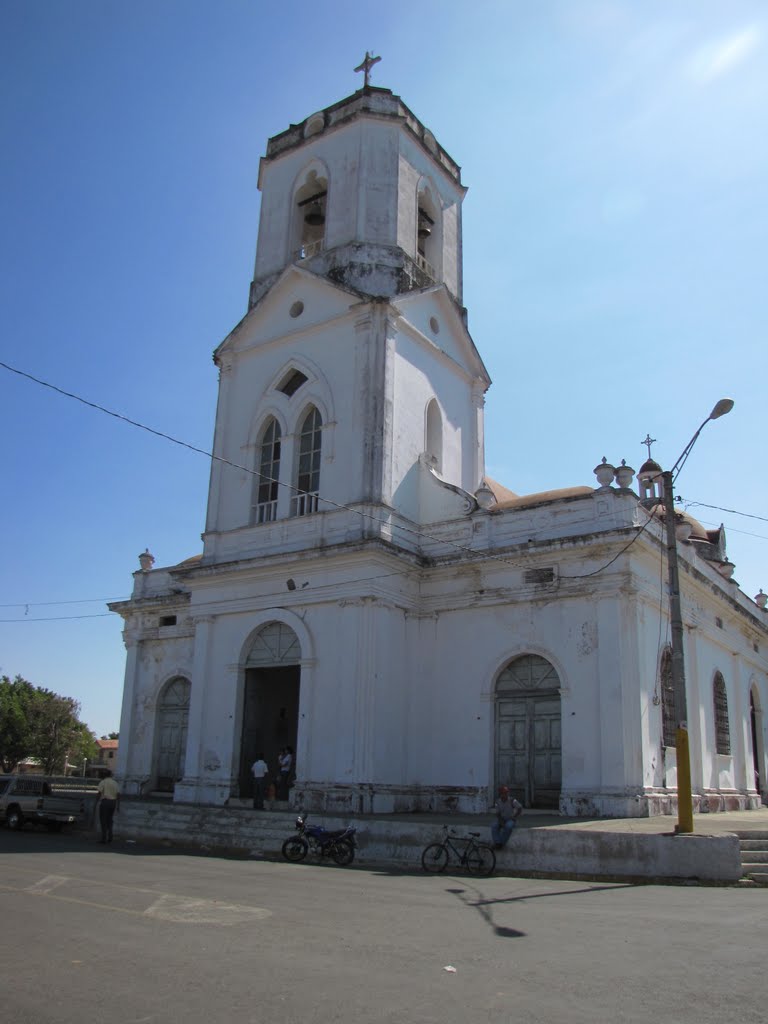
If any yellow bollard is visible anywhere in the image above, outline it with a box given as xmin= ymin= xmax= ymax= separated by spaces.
xmin=675 ymin=727 xmax=694 ymax=834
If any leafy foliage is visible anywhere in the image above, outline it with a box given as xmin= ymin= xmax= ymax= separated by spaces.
xmin=0 ymin=675 xmax=98 ymax=774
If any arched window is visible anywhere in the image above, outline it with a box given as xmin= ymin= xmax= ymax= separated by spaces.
xmin=291 ymin=406 xmax=322 ymax=517
xmin=713 ymin=672 xmax=731 ymax=755
xmin=255 ymin=418 xmax=281 ymax=524
xmin=293 ymin=169 xmax=327 ymax=260
xmin=425 ymin=399 xmax=443 ymax=473
xmin=660 ymin=648 xmax=676 ymax=748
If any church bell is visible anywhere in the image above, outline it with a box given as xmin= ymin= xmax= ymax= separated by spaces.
xmin=304 ymin=202 xmax=325 ymax=227
xmin=418 ymin=209 xmax=433 ymax=239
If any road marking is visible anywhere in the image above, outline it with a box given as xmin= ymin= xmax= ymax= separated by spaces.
xmin=144 ymin=893 xmax=272 ymax=925
xmin=25 ymin=874 xmax=70 ymax=894
xmin=0 ymin=882 xmax=271 ymax=926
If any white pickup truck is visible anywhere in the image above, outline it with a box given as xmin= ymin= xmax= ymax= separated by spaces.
xmin=0 ymin=775 xmax=87 ymax=832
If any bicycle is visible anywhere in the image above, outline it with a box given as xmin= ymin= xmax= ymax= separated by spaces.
xmin=421 ymin=825 xmax=496 ymax=876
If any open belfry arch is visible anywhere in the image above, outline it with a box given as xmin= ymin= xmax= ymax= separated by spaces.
xmin=111 ymin=58 xmax=768 ymax=817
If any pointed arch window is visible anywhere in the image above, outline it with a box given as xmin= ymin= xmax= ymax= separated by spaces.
xmin=713 ymin=672 xmax=731 ymax=755
xmin=660 ymin=648 xmax=676 ymax=748
xmin=291 ymin=406 xmax=322 ymax=517
xmin=255 ymin=418 xmax=281 ymax=524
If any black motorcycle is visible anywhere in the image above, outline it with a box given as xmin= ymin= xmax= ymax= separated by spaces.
xmin=281 ymin=814 xmax=357 ymax=866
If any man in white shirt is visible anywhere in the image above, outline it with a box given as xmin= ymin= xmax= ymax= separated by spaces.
xmin=96 ymin=771 xmax=120 ymax=844
xmin=251 ymin=754 xmax=268 ymax=809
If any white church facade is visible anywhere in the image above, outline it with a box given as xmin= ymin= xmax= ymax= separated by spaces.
xmin=111 ymin=83 xmax=768 ymax=819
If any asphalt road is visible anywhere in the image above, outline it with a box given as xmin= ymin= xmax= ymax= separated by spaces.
xmin=1 ymin=829 xmax=766 ymax=1024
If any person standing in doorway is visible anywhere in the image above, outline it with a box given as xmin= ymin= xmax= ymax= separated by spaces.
xmin=251 ymin=753 xmax=268 ymax=809
xmin=279 ymin=746 xmax=293 ymax=800
xmin=490 ymin=785 xmax=522 ymax=849
xmin=96 ymin=770 xmax=120 ymax=845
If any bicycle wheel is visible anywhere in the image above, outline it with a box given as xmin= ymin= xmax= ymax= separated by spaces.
xmin=330 ymin=839 xmax=355 ymax=866
xmin=282 ymin=837 xmax=309 ymax=862
xmin=421 ymin=843 xmax=449 ymax=873
xmin=466 ymin=843 xmax=496 ymax=876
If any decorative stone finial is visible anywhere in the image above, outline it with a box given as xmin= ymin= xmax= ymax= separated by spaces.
xmin=138 ymin=548 xmax=155 ymax=572
xmin=716 ymin=560 xmax=735 ymax=580
xmin=614 ymin=459 xmax=635 ymax=490
xmin=755 ymin=589 xmax=767 ymax=610
xmin=593 ymin=457 xmax=616 ymax=489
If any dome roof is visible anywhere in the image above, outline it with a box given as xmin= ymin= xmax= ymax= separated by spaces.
xmin=175 ymin=553 xmax=203 ymax=568
xmin=638 ymin=458 xmax=662 ymax=476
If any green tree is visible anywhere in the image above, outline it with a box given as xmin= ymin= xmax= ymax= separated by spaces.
xmin=0 ymin=675 xmax=38 ymax=772
xmin=0 ymin=675 xmax=98 ymax=775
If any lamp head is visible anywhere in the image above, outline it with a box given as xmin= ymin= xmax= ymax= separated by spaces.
xmin=709 ymin=398 xmax=734 ymax=421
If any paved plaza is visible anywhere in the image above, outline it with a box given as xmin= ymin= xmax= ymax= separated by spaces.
xmin=2 ymin=828 xmax=766 ymax=1024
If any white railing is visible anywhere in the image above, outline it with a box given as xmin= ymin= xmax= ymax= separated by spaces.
xmin=415 ymin=252 xmax=436 ymax=281
xmin=294 ymin=239 xmax=324 ymax=261
xmin=255 ymin=500 xmax=278 ymax=524
xmin=290 ymin=492 xmax=319 ymax=518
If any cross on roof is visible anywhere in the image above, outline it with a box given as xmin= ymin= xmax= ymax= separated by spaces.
xmin=354 ymin=51 xmax=381 ymax=89
xmin=641 ymin=433 xmax=657 ymax=460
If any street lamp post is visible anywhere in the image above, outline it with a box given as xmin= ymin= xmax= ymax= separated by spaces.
xmin=662 ymin=398 xmax=734 ymax=835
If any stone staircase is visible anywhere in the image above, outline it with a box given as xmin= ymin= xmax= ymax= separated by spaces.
xmin=735 ymin=831 xmax=768 ymax=886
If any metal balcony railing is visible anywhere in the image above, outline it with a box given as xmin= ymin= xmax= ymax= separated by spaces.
xmin=255 ymin=500 xmax=278 ymax=524
xmin=290 ymin=492 xmax=319 ymax=518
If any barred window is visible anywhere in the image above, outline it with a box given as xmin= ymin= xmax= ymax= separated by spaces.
xmin=713 ymin=672 xmax=731 ymax=755
xmin=660 ymin=648 xmax=676 ymax=748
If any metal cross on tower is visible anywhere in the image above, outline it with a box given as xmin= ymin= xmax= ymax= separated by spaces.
xmin=641 ymin=433 xmax=657 ymax=460
xmin=354 ymin=51 xmax=381 ymax=88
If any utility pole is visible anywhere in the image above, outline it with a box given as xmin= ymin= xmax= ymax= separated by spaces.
xmin=661 ymin=398 xmax=734 ymax=835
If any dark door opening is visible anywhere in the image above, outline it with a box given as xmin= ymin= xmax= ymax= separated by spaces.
xmin=239 ymin=665 xmax=300 ymax=797
xmin=750 ymin=693 xmax=762 ymax=794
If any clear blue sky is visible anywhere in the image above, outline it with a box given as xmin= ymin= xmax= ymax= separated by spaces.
xmin=1 ymin=1 xmax=765 ymax=738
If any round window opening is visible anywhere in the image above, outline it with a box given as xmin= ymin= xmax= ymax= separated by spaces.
xmin=289 ymin=301 xmax=305 ymax=319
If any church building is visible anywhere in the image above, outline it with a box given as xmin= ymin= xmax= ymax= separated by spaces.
xmin=111 ymin=76 xmax=768 ymax=818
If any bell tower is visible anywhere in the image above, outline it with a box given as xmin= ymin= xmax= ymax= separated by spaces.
xmin=248 ymin=83 xmax=467 ymax=309
xmin=202 ymin=72 xmax=489 ymax=563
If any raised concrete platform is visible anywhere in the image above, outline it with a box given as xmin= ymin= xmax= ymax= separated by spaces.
xmin=111 ymin=801 xmax=768 ymax=885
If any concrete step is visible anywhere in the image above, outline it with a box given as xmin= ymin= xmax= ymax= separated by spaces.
xmin=733 ymin=830 xmax=768 ymax=840
xmin=739 ymin=849 xmax=768 ymax=862
xmin=744 ymin=872 xmax=768 ymax=886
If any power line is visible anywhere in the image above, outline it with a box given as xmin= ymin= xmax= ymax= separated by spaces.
xmin=0 ymin=613 xmax=115 ymax=623
xmin=0 ymin=359 xmax=682 ymax=590
xmin=0 ymin=596 xmax=130 ymax=609
xmin=677 ymin=498 xmax=768 ymax=525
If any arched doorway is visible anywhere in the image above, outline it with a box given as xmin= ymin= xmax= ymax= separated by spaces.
xmin=495 ymin=654 xmax=561 ymax=808
xmin=155 ymin=677 xmax=190 ymax=792
xmin=239 ymin=622 xmax=301 ymax=797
